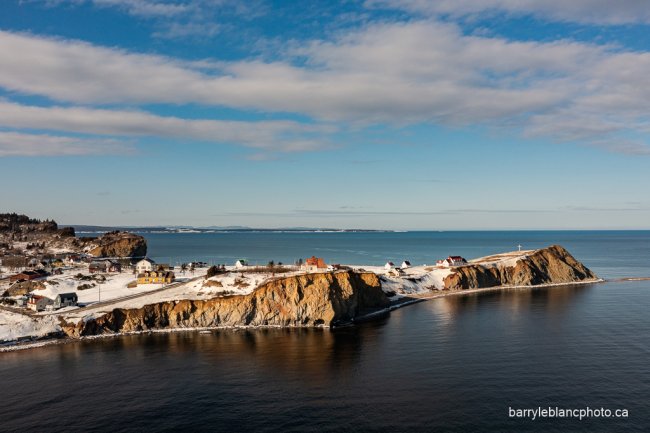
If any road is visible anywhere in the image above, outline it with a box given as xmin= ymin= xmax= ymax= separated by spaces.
xmin=48 ymin=275 xmax=204 ymax=315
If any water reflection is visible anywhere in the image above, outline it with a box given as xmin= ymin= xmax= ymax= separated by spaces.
xmin=428 ymin=284 xmax=593 ymax=318
xmin=1 ymin=282 xmax=649 ymax=433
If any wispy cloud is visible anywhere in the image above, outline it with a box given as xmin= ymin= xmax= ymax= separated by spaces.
xmin=152 ymin=21 xmax=221 ymax=39
xmin=37 ymin=0 xmax=263 ymax=39
xmin=0 ymin=131 xmax=134 ymax=156
xmin=92 ymin=0 xmax=187 ymax=17
xmin=366 ymin=0 xmax=650 ymax=25
xmin=0 ymin=100 xmax=336 ymax=152
xmin=214 ymin=208 xmax=552 ymax=218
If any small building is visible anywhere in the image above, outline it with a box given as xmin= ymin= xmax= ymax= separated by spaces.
xmin=137 ymin=270 xmax=175 ymax=285
xmin=16 ymin=296 xmax=28 ymax=307
xmin=107 ymin=260 xmax=122 ymax=273
xmin=54 ymin=293 xmax=78 ymax=309
xmin=89 ymin=260 xmax=121 ymax=273
xmin=387 ymin=267 xmax=404 ymax=277
xmin=135 ymin=258 xmax=156 ymax=274
xmin=303 ymin=256 xmax=327 ymax=272
xmin=235 ymin=260 xmax=248 ymax=269
xmin=28 ymin=295 xmax=54 ymax=312
xmin=401 ymin=260 xmax=411 ymax=269
xmin=10 ymin=270 xmax=46 ymax=283
xmin=156 ymin=263 xmax=173 ymax=271
xmin=437 ymin=256 xmax=468 ymax=267
xmin=89 ymin=260 xmax=106 ymax=273
xmin=384 ymin=261 xmax=395 ymax=270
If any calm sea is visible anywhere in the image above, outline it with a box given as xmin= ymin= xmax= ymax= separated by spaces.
xmin=1 ymin=231 xmax=649 ymax=432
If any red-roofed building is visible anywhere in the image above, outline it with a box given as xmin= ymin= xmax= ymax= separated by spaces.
xmin=9 ymin=270 xmax=46 ymax=283
xmin=303 ymin=256 xmax=328 ymax=272
xmin=28 ymin=295 xmax=54 ymax=312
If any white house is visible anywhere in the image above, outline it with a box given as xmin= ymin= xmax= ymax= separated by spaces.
xmin=384 ymin=261 xmax=395 ymax=270
xmin=136 ymin=258 xmax=156 ymax=274
xmin=235 ymin=259 xmax=248 ymax=269
xmin=28 ymin=295 xmax=54 ymax=312
xmin=401 ymin=260 xmax=411 ymax=269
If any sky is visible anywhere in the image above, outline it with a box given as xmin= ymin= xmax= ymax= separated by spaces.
xmin=1 ymin=0 xmax=650 ymax=230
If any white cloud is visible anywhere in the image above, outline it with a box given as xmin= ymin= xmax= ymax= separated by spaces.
xmin=366 ymin=0 xmax=650 ymax=25
xmin=0 ymin=101 xmax=335 ymax=152
xmin=1 ymin=21 xmax=650 ymax=153
xmin=0 ymin=131 xmax=134 ymax=156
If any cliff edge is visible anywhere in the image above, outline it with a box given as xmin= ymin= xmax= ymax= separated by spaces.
xmin=443 ymin=245 xmax=598 ymax=290
xmin=62 ymin=271 xmax=389 ymax=337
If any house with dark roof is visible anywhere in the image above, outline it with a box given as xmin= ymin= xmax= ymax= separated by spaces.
xmin=54 ymin=293 xmax=78 ymax=309
xmin=9 ymin=270 xmax=47 ymax=283
xmin=135 ymin=258 xmax=156 ymax=274
xmin=436 ymin=256 xmax=468 ymax=267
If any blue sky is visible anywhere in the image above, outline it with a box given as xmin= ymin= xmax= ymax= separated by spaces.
xmin=1 ymin=0 xmax=650 ymax=230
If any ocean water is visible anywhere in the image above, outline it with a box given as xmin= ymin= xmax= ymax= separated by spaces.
xmin=142 ymin=230 xmax=650 ymax=279
xmin=1 ymin=231 xmax=649 ymax=432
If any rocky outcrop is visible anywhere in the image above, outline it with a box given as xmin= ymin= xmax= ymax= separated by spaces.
xmin=443 ymin=245 xmax=597 ymax=290
xmin=2 ymin=280 xmax=46 ymax=297
xmin=85 ymin=231 xmax=147 ymax=258
xmin=62 ymin=271 xmax=389 ymax=337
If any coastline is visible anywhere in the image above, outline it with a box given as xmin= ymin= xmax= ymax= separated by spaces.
xmin=1 ymin=277 xmax=605 ymax=353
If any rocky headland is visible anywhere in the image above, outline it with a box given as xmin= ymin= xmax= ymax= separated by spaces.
xmin=60 ymin=245 xmax=598 ymax=338
xmin=442 ymin=245 xmax=596 ymax=290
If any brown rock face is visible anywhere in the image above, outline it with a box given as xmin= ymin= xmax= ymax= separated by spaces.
xmin=443 ymin=245 xmax=597 ymax=290
xmin=86 ymin=231 xmax=147 ymax=258
xmin=62 ymin=271 xmax=389 ymax=337
xmin=2 ymin=280 xmax=46 ymax=297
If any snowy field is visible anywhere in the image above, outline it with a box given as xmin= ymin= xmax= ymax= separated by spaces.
xmin=0 ymin=310 xmax=60 ymax=342
xmin=63 ymin=269 xmax=298 ymax=323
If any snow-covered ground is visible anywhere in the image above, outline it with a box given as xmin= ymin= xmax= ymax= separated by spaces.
xmin=0 ymin=310 xmax=60 ymax=342
xmin=1 ymin=250 xmax=542 ymax=342
xmin=62 ymin=270 xmax=291 ymax=323
xmin=33 ymin=268 xmax=200 ymax=307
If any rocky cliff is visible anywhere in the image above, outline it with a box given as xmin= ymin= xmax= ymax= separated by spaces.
xmin=62 ymin=271 xmax=389 ymax=337
xmin=85 ymin=231 xmax=147 ymax=258
xmin=443 ymin=245 xmax=597 ymax=290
